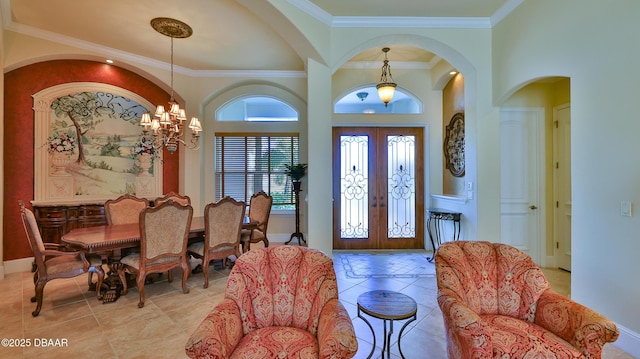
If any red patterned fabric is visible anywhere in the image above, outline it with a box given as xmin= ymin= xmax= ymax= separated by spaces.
xmin=435 ymin=241 xmax=619 ymax=359
xmin=185 ymin=246 xmax=358 ymax=359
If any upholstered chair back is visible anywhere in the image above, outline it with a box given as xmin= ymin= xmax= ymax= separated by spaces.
xmin=248 ymin=191 xmax=272 ymax=234
xmin=206 ymin=197 xmax=245 ymax=250
xmin=436 ymin=240 xmax=550 ymax=322
xmin=104 ymin=194 xmax=148 ymax=225
xmin=225 ymin=246 xmax=338 ymax=336
xmin=20 ymin=203 xmax=47 ymax=266
xmin=154 ymin=191 xmax=191 ymax=207
xmin=140 ymin=200 xmax=193 ymax=263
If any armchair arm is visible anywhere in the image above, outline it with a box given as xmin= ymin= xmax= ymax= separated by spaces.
xmin=44 ymin=242 xmax=66 ymax=250
xmin=41 ymin=249 xmax=81 ymax=257
xmin=437 ymin=291 xmax=493 ymax=358
xmin=185 ymin=298 xmax=244 ymax=359
xmin=317 ymin=299 xmax=358 ymax=359
xmin=534 ymin=289 xmax=619 ymax=358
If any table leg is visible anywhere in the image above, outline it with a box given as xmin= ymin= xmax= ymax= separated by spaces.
xmin=358 ymin=308 xmax=376 ymax=359
xmin=453 ymin=218 xmax=461 ymax=240
xmin=397 ymin=314 xmax=417 ymax=359
xmin=426 ymin=216 xmax=439 ymax=262
xmin=383 ymin=319 xmax=394 ymax=359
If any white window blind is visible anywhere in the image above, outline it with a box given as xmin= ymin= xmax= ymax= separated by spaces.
xmin=215 ymin=133 xmax=299 ymax=209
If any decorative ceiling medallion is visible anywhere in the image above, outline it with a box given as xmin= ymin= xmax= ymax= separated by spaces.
xmin=150 ymin=17 xmax=193 ymax=39
xmin=444 ymin=112 xmax=465 ymax=177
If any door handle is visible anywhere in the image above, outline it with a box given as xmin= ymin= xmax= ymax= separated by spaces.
xmin=372 ymin=196 xmax=377 ymax=208
xmin=529 ymin=205 xmax=538 ymax=210
xmin=379 ymin=195 xmax=385 ymax=207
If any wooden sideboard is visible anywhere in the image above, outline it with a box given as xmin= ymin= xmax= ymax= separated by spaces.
xmin=33 ymin=203 xmax=108 ymax=244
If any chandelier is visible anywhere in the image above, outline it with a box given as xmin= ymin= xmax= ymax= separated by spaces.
xmin=139 ymin=17 xmax=202 ymax=154
xmin=376 ymin=47 xmax=397 ymax=107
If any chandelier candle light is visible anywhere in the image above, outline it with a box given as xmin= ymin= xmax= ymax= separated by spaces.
xmin=376 ymin=47 xmax=397 ymax=107
xmin=140 ymin=17 xmax=202 ymax=154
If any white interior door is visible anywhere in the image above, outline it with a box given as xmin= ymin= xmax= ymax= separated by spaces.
xmin=554 ymin=104 xmax=572 ymax=271
xmin=500 ymin=108 xmax=544 ymax=264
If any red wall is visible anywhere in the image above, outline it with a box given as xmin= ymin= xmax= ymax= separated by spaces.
xmin=3 ymin=60 xmax=179 ymax=260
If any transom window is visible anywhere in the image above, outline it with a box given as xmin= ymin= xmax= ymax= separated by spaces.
xmin=217 ymin=96 xmax=298 ymax=122
xmin=215 ymin=133 xmax=299 ymax=210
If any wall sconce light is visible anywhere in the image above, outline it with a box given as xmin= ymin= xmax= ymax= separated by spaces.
xmin=356 ymin=92 xmax=369 ymax=101
xmin=376 ymin=47 xmax=397 ymax=107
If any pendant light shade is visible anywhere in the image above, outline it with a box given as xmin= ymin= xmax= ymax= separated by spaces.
xmin=377 ymin=47 xmax=396 ymax=107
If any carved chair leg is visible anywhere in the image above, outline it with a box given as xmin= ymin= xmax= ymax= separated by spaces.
xmin=118 ymin=268 xmax=129 ymax=296
xmin=181 ymin=263 xmax=190 ymax=294
xmin=32 ymin=280 xmax=46 ymax=317
xmin=93 ymin=267 xmax=105 ymax=300
xmin=137 ymin=275 xmax=146 ymax=308
xmin=203 ymin=260 xmax=210 ymax=289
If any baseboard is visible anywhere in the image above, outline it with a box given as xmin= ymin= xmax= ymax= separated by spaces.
xmin=614 ymin=323 xmax=640 ymax=358
xmin=3 ymin=257 xmax=34 ymax=275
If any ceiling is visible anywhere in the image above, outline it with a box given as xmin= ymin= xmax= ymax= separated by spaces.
xmin=4 ymin=0 xmax=514 ymax=72
xmin=308 ymin=0 xmax=510 ymax=17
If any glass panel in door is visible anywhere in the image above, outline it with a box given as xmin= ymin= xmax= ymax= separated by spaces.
xmin=333 ymin=127 xmax=424 ymax=250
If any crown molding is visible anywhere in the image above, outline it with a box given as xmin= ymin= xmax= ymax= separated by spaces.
xmin=341 ymin=61 xmax=432 ymax=70
xmin=289 ymin=0 xmax=525 ymax=29
xmin=491 ymin=0 xmax=526 ymax=26
xmin=287 ymin=0 xmax=333 ymax=25
xmin=332 ymin=16 xmax=491 ymax=29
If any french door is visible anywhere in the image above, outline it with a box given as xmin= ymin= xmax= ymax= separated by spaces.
xmin=332 ymin=127 xmax=424 ymax=249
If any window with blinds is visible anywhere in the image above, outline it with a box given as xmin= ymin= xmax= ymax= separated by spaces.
xmin=215 ymin=133 xmax=299 ymax=210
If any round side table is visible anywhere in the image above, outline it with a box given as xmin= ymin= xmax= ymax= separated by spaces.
xmin=357 ymin=290 xmax=417 ymax=359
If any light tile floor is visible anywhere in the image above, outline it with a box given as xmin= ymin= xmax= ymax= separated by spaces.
xmin=0 ymin=248 xmax=633 ymax=358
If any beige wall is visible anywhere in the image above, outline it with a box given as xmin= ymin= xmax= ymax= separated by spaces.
xmin=494 ymin=0 xmax=640 ymax=343
xmin=442 ymin=73 xmax=465 ymax=196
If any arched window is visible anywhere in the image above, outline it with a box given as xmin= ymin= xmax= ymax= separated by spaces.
xmin=217 ymin=96 xmax=298 ymax=122
xmin=334 ymin=86 xmax=422 ymax=114
xmin=214 ymin=95 xmax=301 ymax=210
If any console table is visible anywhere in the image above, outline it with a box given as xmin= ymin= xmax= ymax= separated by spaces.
xmin=426 ymin=208 xmax=461 ymax=262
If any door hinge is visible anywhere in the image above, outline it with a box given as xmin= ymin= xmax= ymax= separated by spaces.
xmin=556 ymin=162 xmax=559 ymax=169
xmin=554 ymin=120 xmax=558 ymax=128
xmin=556 ymin=242 xmax=559 ymax=249
xmin=556 ymin=201 xmax=559 ymax=208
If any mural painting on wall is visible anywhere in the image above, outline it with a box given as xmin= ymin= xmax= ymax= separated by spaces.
xmin=36 ymin=88 xmax=161 ymax=202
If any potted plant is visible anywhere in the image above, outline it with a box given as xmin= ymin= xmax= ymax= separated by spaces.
xmin=284 ymin=163 xmax=307 ymax=191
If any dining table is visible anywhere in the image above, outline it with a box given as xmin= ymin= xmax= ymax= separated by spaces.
xmin=62 ymin=216 xmax=257 ymax=302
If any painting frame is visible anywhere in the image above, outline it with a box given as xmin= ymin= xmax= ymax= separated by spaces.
xmin=33 ymin=82 xmax=163 ymax=204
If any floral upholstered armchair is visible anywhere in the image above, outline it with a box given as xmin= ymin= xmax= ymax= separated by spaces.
xmin=435 ymin=241 xmax=619 ymax=358
xmin=185 ymin=246 xmax=358 ymax=359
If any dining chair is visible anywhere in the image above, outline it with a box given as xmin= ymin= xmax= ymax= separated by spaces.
xmin=19 ymin=200 xmax=105 ymax=317
xmin=102 ymin=194 xmax=149 ymax=287
xmin=104 ymin=193 xmax=148 ymax=225
xmin=118 ymin=200 xmax=193 ymax=308
xmin=154 ymin=191 xmax=191 ymax=207
xmin=240 ymin=191 xmax=272 ymax=253
xmin=187 ymin=197 xmax=245 ymax=288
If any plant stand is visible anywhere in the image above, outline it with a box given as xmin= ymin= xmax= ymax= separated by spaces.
xmin=286 ymin=184 xmax=306 ymax=245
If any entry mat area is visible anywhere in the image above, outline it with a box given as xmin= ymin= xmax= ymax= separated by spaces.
xmin=340 ymin=252 xmax=436 ymax=279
